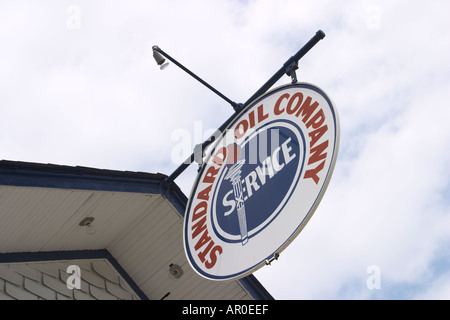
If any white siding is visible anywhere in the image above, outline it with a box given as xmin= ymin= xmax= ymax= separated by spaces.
xmin=0 ymin=186 xmax=255 ymax=300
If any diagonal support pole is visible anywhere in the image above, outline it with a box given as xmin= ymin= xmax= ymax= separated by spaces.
xmin=152 ymin=46 xmax=241 ymax=112
xmin=160 ymin=30 xmax=325 ymax=192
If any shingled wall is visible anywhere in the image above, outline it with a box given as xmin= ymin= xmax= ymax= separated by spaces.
xmin=0 ymin=259 xmax=140 ymax=300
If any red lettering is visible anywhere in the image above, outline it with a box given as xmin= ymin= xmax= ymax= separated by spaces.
xmin=308 ymin=140 xmax=328 ymax=165
xmin=249 ymin=110 xmax=256 ymax=128
xmin=274 ymin=93 xmax=290 ymax=115
xmin=309 ymin=125 xmax=328 ymax=148
xmin=295 ymin=96 xmax=319 ymax=123
xmin=304 ymin=160 xmax=325 ymax=184
xmin=212 ymin=147 xmax=227 ymax=165
xmin=205 ymin=245 xmax=223 ymax=269
xmin=197 ymin=237 xmax=214 ymax=262
xmin=197 ymin=185 xmax=212 ymax=201
xmin=306 ymin=109 xmax=325 ymax=129
xmin=192 ymin=201 xmax=207 ymax=221
xmin=234 ymin=120 xmax=249 ymax=139
xmin=226 ymin=143 xmax=241 ymax=166
xmin=191 ymin=216 xmax=207 ymax=238
xmin=257 ymin=104 xmax=269 ymax=122
xmin=286 ymin=92 xmax=303 ymax=115
xmin=203 ymin=165 xmax=219 ymax=184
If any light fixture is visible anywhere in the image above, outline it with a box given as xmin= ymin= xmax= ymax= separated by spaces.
xmin=152 ymin=46 xmax=169 ymax=70
xmin=79 ymin=217 xmax=96 ymax=235
xmin=169 ymin=263 xmax=183 ymax=279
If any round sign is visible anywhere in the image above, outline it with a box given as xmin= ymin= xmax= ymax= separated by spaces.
xmin=183 ymin=83 xmax=340 ymax=280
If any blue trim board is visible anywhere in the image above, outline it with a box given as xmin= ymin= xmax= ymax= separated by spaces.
xmin=0 ymin=160 xmax=273 ymax=300
xmin=0 ymin=249 xmax=148 ymax=300
xmin=0 ymin=160 xmax=164 ymax=194
xmin=0 ymin=160 xmax=188 ymax=217
xmin=239 ymin=274 xmax=274 ymax=300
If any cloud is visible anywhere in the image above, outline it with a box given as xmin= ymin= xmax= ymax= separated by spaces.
xmin=1 ymin=0 xmax=449 ymax=300
xmin=255 ymin=0 xmax=450 ymax=300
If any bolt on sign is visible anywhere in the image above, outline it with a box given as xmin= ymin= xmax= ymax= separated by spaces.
xmin=183 ymin=83 xmax=340 ymax=280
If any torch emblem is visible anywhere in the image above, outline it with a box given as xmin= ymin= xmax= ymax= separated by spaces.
xmin=224 ymin=159 xmax=248 ymax=245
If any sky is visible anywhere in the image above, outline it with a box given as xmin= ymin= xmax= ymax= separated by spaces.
xmin=1 ymin=0 xmax=450 ymax=300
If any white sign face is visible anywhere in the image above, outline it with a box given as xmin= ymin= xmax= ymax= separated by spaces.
xmin=183 ymin=83 xmax=340 ymax=281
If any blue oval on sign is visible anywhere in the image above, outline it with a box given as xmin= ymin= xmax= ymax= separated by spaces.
xmin=211 ymin=121 xmax=305 ymax=244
